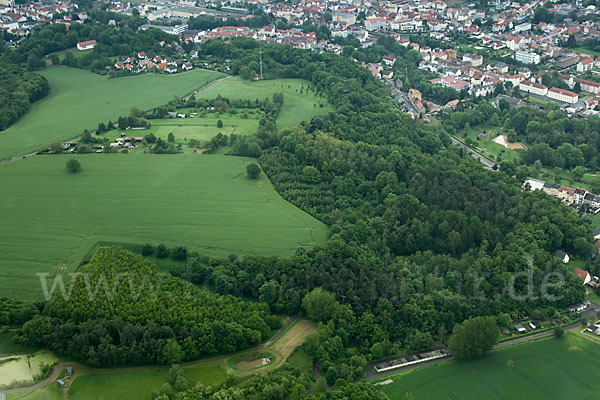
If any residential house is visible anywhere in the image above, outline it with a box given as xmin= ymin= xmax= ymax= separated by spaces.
xmin=554 ymin=249 xmax=570 ymax=264
xmin=574 ymin=267 xmax=592 ymax=285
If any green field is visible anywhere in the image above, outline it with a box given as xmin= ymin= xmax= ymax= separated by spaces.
xmin=196 ymin=77 xmax=331 ymax=129
xmin=112 ymin=113 xmax=260 ymax=145
xmin=0 ymin=66 xmax=224 ymax=161
xmin=380 ymin=333 xmax=600 ymax=400
xmin=0 ymin=153 xmax=327 ymax=299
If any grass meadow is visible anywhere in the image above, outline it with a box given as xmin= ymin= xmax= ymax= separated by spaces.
xmin=380 ymin=333 xmax=600 ymax=400
xmin=196 ymin=77 xmax=331 ymax=129
xmin=0 ymin=153 xmax=327 ymax=299
xmin=0 ymin=66 xmax=224 ymax=160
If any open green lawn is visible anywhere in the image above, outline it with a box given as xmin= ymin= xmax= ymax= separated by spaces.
xmin=8 ymin=385 xmax=63 ymax=400
xmin=0 ymin=153 xmax=327 ymax=299
xmin=0 ymin=66 xmax=224 ymax=161
xmin=572 ymin=47 xmax=600 ymax=57
xmin=195 ymin=77 xmax=331 ymax=129
xmin=103 ymin=113 xmax=261 ymax=145
xmin=459 ymin=124 xmax=523 ymax=164
xmin=592 ymin=213 xmax=600 ymax=228
xmin=67 ymin=369 xmax=169 ymax=400
xmin=66 ymin=364 xmax=226 ymax=400
xmin=380 ymin=333 xmax=600 ymax=400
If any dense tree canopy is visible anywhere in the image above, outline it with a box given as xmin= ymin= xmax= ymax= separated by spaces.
xmin=18 ymin=247 xmax=275 ymax=367
xmin=448 ymin=316 xmax=498 ymax=360
xmin=0 ymin=59 xmax=49 ymax=130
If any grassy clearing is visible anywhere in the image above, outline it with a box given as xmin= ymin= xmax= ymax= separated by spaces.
xmin=459 ymin=125 xmax=522 ymax=163
xmin=99 ymin=113 xmax=260 ymax=146
xmin=380 ymin=333 xmax=600 ymax=400
xmin=7 ymin=385 xmax=63 ymax=400
xmin=572 ymin=47 xmax=600 ymax=57
xmin=270 ymin=320 xmax=318 ymax=359
xmin=0 ymin=153 xmax=327 ymax=299
xmin=0 ymin=66 xmax=224 ymax=161
xmin=66 ymin=369 xmax=169 ymax=400
xmin=195 ymin=77 xmax=331 ymax=129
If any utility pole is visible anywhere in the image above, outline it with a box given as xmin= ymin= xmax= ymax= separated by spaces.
xmin=259 ymin=50 xmax=263 ymax=80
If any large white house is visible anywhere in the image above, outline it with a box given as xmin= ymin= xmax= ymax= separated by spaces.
xmin=76 ymin=40 xmax=97 ymax=51
xmin=515 ymin=50 xmax=540 ymax=65
xmin=547 ymin=87 xmax=578 ymax=104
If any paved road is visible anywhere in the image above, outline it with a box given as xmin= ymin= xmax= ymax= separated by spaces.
xmin=365 ymin=305 xmax=598 ymax=381
xmin=450 ymin=136 xmax=497 ymax=170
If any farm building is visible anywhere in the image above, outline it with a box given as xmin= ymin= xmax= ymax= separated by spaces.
xmin=515 ymin=324 xmax=527 ymax=333
xmin=76 ymin=40 xmax=97 ymax=51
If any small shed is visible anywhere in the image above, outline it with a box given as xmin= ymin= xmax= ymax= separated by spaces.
xmin=515 ymin=324 xmax=527 ymax=333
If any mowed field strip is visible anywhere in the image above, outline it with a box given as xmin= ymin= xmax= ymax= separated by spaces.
xmin=0 ymin=66 xmax=224 ymax=161
xmin=7 ymin=320 xmax=318 ymax=400
xmin=195 ymin=76 xmax=331 ymax=129
xmin=380 ymin=333 xmax=600 ymax=400
xmin=0 ymin=153 xmax=327 ymax=299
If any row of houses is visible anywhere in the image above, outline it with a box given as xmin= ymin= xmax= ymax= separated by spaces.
xmin=524 ymin=178 xmax=600 ymax=211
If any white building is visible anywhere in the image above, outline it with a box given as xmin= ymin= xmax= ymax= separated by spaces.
xmin=515 ymin=50 xmax=540 ymax=65
xmin=577 ymin=57 xmax=595 ymax=73
xmin=76 ymin=40 xmax=97 ymax=51
xmin=519 ymin=80 xmax=548 ymax=96
xmin=547 ymin=87 xmax=578 ymax=104
xmin=365 ymin=17 xmax=386 ymax=31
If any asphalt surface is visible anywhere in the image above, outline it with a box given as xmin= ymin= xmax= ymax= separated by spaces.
xmin=450 ymin=136 xmax=497 ymax=170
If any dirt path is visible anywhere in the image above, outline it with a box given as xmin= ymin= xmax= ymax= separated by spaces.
xmin=4 ymin=318 xmax=316 ymax=394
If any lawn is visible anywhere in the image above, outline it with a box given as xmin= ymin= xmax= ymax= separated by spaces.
xmin=458 ymin=125 xmax=523 ymax=164
xmin=0 ymin=66 xmax=224 ymax=161
xmin=127 ymin=113 xmax=260 ymax=144
xmin=380 ymin=333 xmax=600 ymax=400
xmin=0 ymin=153 xmax=327 ymax=299
xmin=195 ymin=77 xmax=331 ymax=129
xmin=66 ymin=369 xmax=170 ymax=400
xmin=7 ymin=385 xmax=63 ymax=400
xmin=533 ymin=167 xmax=599 ymax=193
xmin=572 ymin=47 xmax=600 ymax=57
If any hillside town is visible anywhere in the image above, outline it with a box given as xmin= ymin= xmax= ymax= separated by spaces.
xmin=4 ymin=0 xmax=600 ymax=118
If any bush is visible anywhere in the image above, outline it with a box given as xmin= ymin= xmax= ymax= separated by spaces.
xmin=170 ymin=246 xmax=188 ymax=260
xmin=156 ymin=244 xmax=169 ymax=258
xmin=553 ymin=326 xmax=564 ymax=339
xmin=141 ymin=243 xmax=154 ymax=256
xmin=66 ymin=159 xmax=81 ymax=173
xmin=246 ymin=163 xmax=261 ymax=179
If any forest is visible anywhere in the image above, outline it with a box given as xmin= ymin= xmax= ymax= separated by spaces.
xmin=0 ymin=59 xmax=49 ymax=130
xmin=156 ymin=39 xmax=593 ymax=385
xmin=17 ymin=247 xmax=279 ymax=367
